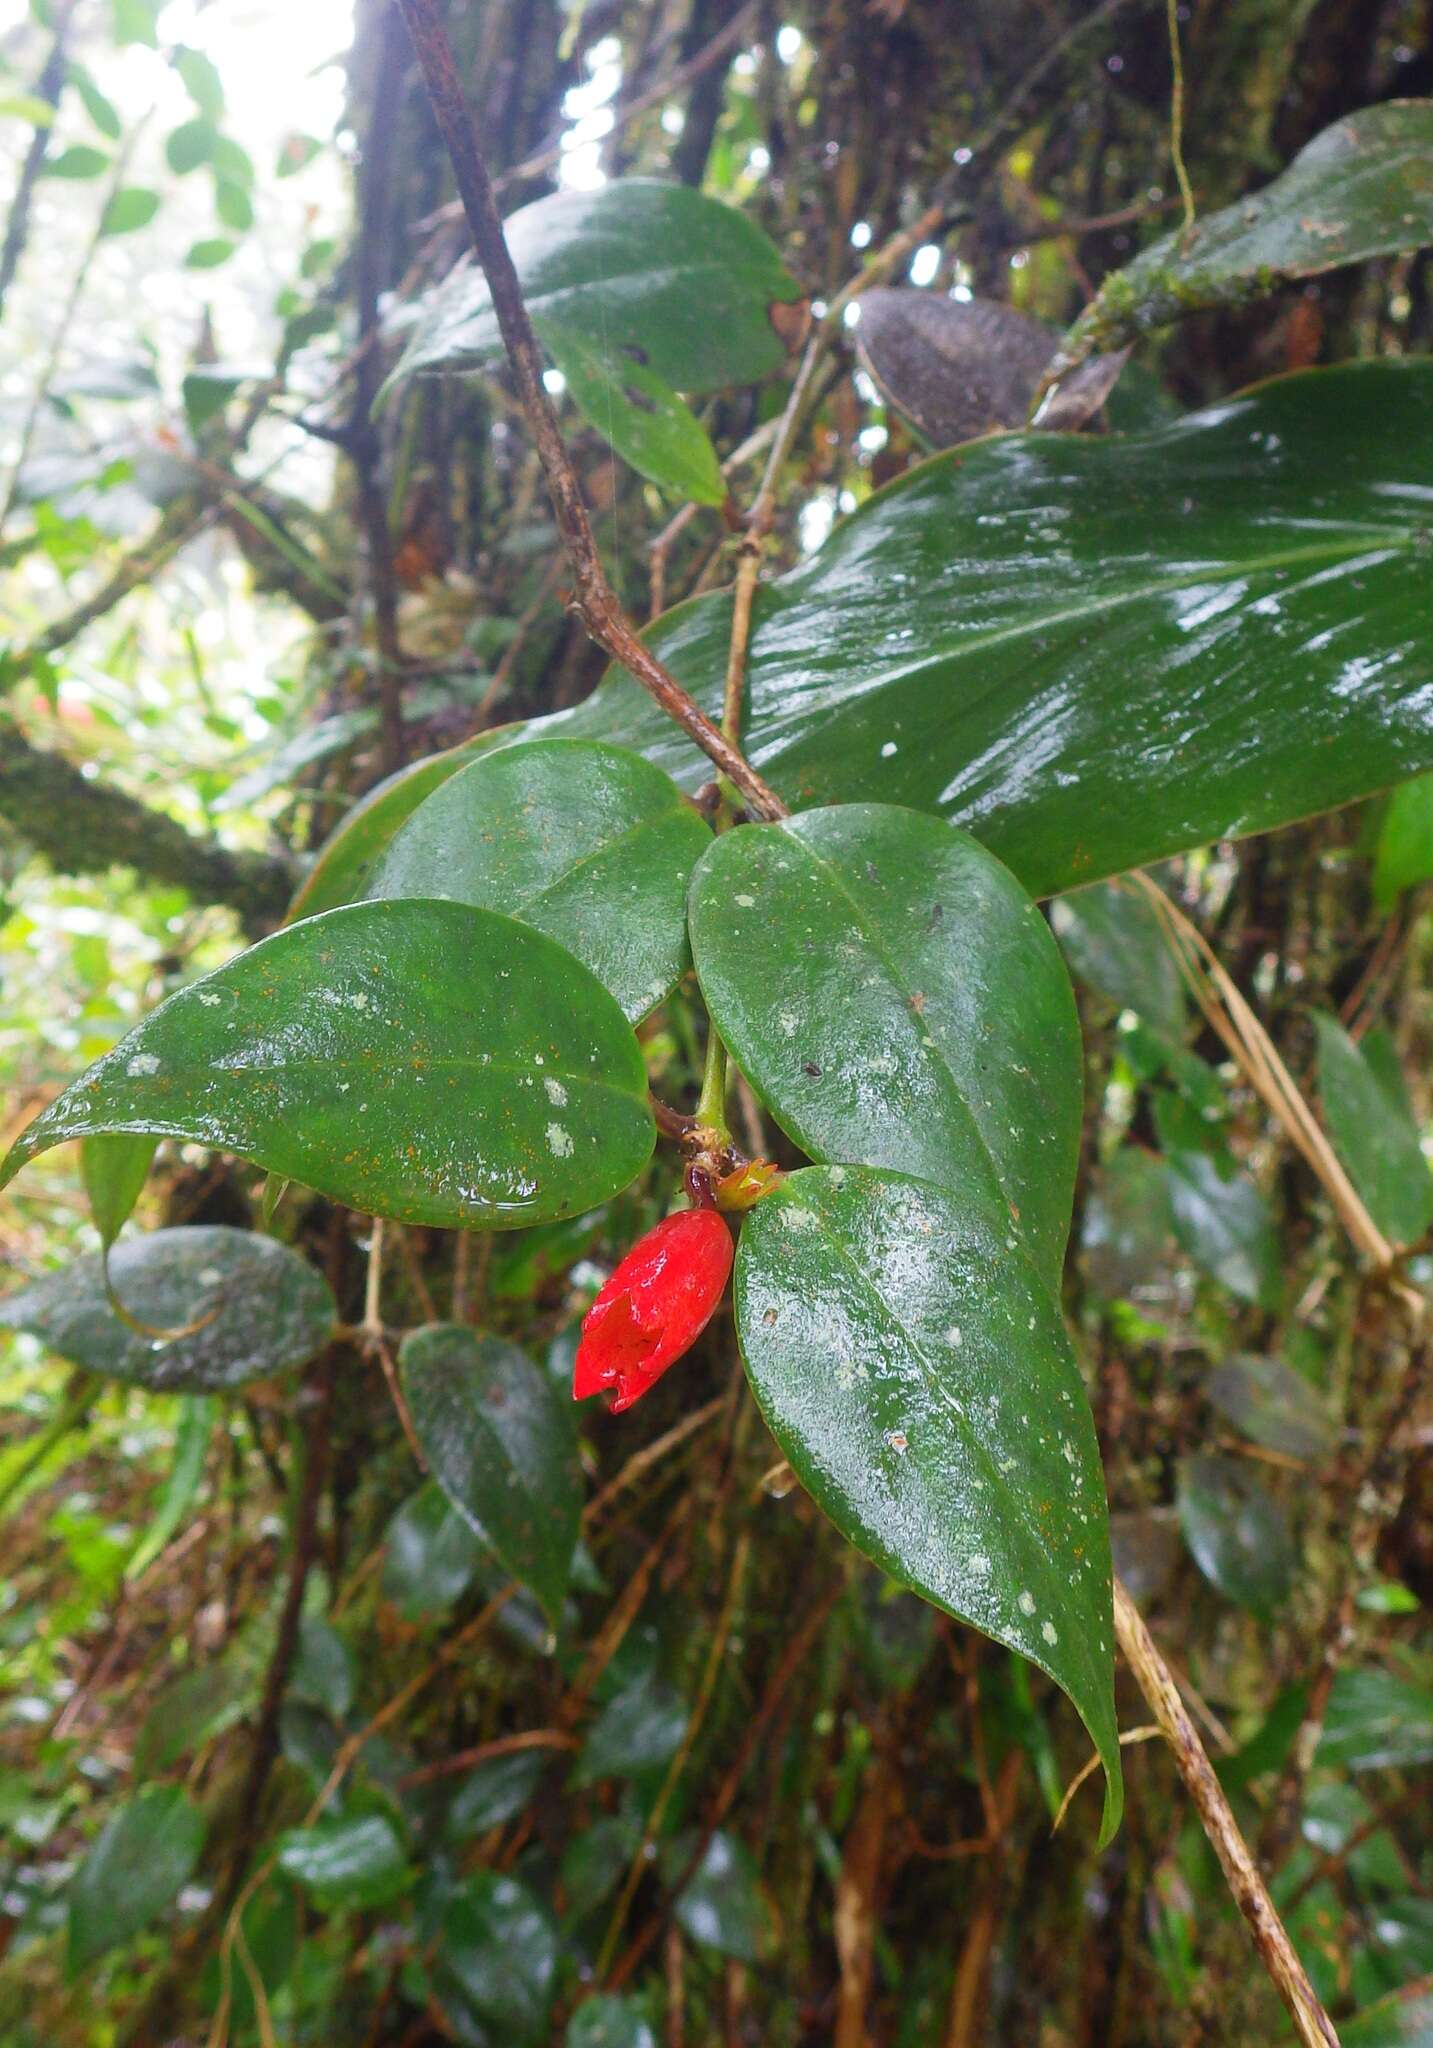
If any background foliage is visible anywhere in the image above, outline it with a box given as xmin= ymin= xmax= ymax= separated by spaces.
xmin=2 ymin=0 xmax=1433 ymax=2043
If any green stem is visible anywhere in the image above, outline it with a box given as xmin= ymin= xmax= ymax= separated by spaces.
xmin=694 ymin=1019 xmax=730 ymax=1139
xmin=0 ymin=1373 xmax=97 ymax=1521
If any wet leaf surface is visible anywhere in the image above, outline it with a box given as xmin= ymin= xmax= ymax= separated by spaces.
xmin=498 ymin=363 xmax=1433 ymax=899
xmin=0 ymin=901 xmax=655 ymax=1231
xmin=0 ymin=1226 xmax=334 ymax=1392
xmin=371 ymin=740 xmax=708 ymax=1022
xmin=1056 ymin=102 xmax=1433 ymax=366
xmin=400 ymin=1325 xmax=581 ymax=1626
xmin=690 ymin=804 xmax=1082 ymax=1287
xmin=736 ymin=1165 xmax=1120 ymax=1838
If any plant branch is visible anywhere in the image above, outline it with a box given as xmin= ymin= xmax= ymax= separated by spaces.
xmin=1112 ymin=1576 xmax=1340 ymax=2048
xmin=395 ymin=0 xmax=788 ymax=823
xmin=0 ymin=720 xmax=294 ymax=933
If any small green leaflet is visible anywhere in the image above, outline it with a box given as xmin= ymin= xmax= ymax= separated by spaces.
xmin=736 ymin=1167 xmax=1121 ymax=1840
xmin=399 ymin=1325 xmax=581 ymax=1627
xmin=1051 ymin=101 xmax=1433 ymax=372
xmin=689 ymin=804 xmax=1082 ymax=1287
xmin=0 ymin=1227 xmax=334 ymax=1393
xmin=80 ymin=1133 xmax=155 ymax=1250
xmin=0 ymin=901 xmax=655 ymax=1231
xmin=370 ymin=740 xmax=709 ymax=1022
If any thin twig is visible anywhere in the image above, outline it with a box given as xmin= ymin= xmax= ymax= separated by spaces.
xmin=1112 ymin=1578 xmax=1340 ymax=2048
xmin=396 ymin=0 xmax=787 ymax=822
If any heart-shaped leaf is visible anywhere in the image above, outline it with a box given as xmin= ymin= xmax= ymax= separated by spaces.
xmin=67 ymin=1784 xmax=204 ymax=1975
xmin=545 ymin=328 xmax=724 ymax=503
xmin=388 ymin=178 xmax=801 ymax=396
xmin=1314 ymin=1014 xmax=1433 ymax=1248
xmin=399 ymin=1325 xmax=581 ymax=1627
xmin=0 ymin=1227 xmax=334 ymax=1392
xmin=1053 ymin=101 xmax=1433 ymax=373
xmin=689 ymin=805 xmax=1081 ymax=1286
xmin=521 ymin=361 xmax=1433 ymax=900
xmin=0 ymin=901 xmax=655 ymax=1231
xmin=370 ymin=740 xmax=709 ymax=1022
xmin=735 ymin=1165 xmax=1120 ymax=1839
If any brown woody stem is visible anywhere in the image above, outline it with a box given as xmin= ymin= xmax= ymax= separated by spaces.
xmin=1112 ymin=1577 xmax=1340 ymax=2048
xmin=396 ymin=0 xmax=788 ymax=823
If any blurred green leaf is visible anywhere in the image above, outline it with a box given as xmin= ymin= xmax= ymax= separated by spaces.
xmin=1314 ymin=1015 xmax=1433 ymax=1247
xmin=67 ymin=1784 xmax=204 ymax=1974
xmin=277 ymin=1814 xmax=410 ymax=1909
xmin=1177 ymin=1454 xmax=1295 ymax=1618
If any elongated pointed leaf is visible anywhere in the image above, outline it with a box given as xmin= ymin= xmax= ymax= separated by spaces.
xmin=0 ymin=1227 xmax=334 ymax=1392
xmin=735 ymin=1165 xmax=1120 ymax=1839
xmin=389 ymin=178 xmax=801 ymax=396
xmin=126 ymin=1393 xmax=216 ymax=1576
xmin=1314 ymin=1014 xmax=1433 ymax=1248
xmin=67 ymin=1785 xmax=204 ymax=1975
xmin=689 ymin=805 xmax=1081 ymax=1285
xmin=399 ymin=1325 xmax=581 ymax=1626
xmin=370 ymin=740 xmax=709 ymax=1022
xmin=515 ymin=361 xmax=1433 ymax=899
xmin=545 ymin=328 xmax=724 ymax=503
xmin=1053 ymin=101 xmax=1433 ymax=371
xmin=81 ymin=1133 xmax=156 ymax=1250
xmin=0 ymin=902 xmax=654 ymax=1231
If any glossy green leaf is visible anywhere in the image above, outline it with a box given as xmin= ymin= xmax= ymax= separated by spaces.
xmin=444 ymin=1753 xmax=544 ymax=1842
xmin=100 ymin=186 xmax=160 ymax=237
xmin=389 ymin=178 xmax=801 ymax=397
xmin=1315 ymin=1014 xmax=1433 ymax=1247
xmin=431 ymin=1872 xmax=558 ymax=2046
xmin=546 ymin=327 xmax=724 ymax=503
xmin=689 ymin=805 xmax=1081 ymax=1286
xmin=277 ymin=1814 xmax=410 ymax=1909
xmin=80 ymin=1132 xmax=155 ymax=1250
xmin=1051 ymin=880 xmax=1186 ymax=1040
xmin=0 ymin=901 xmax=655 ymax=1231
xmin=287 ymin=738 xmax=502 ymax=923
xmin=561 ymin=1814 xmax=640 ymax=1921
xmin=1373 ymin=774 xmax=1433 ymax=907
xmin=1319 ymin=1665 xmax=1433 ymax=1772
xmin=126 ymin=1393 xmax=216 ymax=1579
xmin=1176 ymin=1453 xmax=1295 ymax=1618
xmin=1205 ymin=1353 xmax=1336 ymax=1462
xmin=662 ymin=1830 xmax=769 ymax=1962
xmin=399 ymin=1325 xmax=581 ymax=1627
xmin=1166 ymin=1151 xmax=1282 ymax=1308
xmin=1054 ymin=102 xmax=1433 ymax=370
xmin=521 ymin=362 xmax=1433 ymax=899
xmin=371 ymin=740 xmax=709 ymax=1022
xmin=67 ymin=1784 xmax=204 ymax=1974
xmin=380 ymin=1480 xmax=485 ymax=1618
xmin=290 ymin=1616 xmax=355 ymax=1720
xmin=0 ymin=1227 xmax=335 ymax=1392
xmin=567 ymin=1995 xmax=658 ymax=2048
xmin=573 ymin=1668 xmax=688 ymax=1787
xmin=735 ymin=1165 xmax=1120 ymax=1839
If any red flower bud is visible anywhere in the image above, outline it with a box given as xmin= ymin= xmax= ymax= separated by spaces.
xmin=573 ymin=1207 xmax=733 ymax=1414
